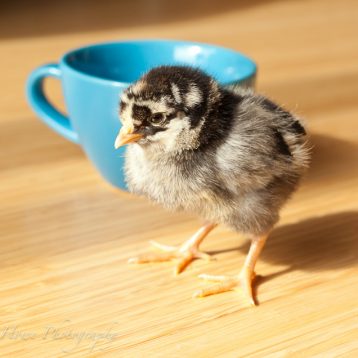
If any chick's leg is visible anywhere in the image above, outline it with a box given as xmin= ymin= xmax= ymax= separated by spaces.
xmin=128 ymin=223 xmax=217 ymax=274
xmin=195 ymin=233 xmax=269 ymax=305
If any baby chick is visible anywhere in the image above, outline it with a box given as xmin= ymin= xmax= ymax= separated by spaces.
xmin=114 ymin=66 xmax=310 ymax=305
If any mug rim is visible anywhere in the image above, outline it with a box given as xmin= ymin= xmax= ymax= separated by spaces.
xmin=60 ymin=39 xmax=257 ymax=87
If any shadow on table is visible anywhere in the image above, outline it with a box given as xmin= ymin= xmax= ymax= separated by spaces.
xmin=211 ymin=211 xmax=358 ymax=272
xmin=252 ymin=210 xmax=358 ymax=302
xmin=262 ymin=211 xmax=358 ymax=271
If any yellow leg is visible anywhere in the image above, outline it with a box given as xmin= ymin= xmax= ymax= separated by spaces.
xmin=194 ymin=232 xmax=269 ymax=306
xmin=128 ymin=223 xmax=217 ymax=275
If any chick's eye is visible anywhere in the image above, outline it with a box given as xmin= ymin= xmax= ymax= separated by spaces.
xmin=150 ymin=112 xmax=165 ymax=125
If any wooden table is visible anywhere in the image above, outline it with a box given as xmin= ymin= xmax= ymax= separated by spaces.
xmin=0 ymin=0 xmax=357 ymax=356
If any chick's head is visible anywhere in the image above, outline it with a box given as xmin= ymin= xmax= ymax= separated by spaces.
xmin=115 ymin=66 xmax=220 ymax=153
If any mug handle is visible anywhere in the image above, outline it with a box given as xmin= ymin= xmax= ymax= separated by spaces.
xmin=26 ymin=63 xmax=79 ymax=144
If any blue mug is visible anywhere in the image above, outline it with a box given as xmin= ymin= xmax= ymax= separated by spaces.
xmin=26 ymin=40 xmax=257 ymax=190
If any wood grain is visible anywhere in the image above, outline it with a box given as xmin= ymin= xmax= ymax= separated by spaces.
xmin=0 ymin=0 xmax=357 ymax=356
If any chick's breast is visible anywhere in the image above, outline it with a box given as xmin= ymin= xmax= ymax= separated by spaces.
xmin=125 ymin=143 xmax=223 ymax=212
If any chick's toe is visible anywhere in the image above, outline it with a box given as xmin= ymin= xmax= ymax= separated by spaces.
xmin=128 ymin=223 xmax=216 ymax=275
xmin=128 ymin=242 xmax=212 ymax=275
xmin=194 ymin=270 xmax=256 ymax=306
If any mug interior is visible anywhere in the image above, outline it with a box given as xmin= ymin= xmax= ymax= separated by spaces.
xmin=63 ymin=40 xmax=256 ymax=85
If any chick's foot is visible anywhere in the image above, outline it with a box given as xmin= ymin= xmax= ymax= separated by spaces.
xmin=194 ymin=269 xmax=257 ymax=306
xmin=193 ymin=233 xmax=269 ymax=306
xmin=128 ymin=223 xmax=217 ymax=275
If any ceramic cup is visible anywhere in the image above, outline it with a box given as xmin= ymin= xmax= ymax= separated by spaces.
xmin=26 ymin=40 xmax=257 ymax=190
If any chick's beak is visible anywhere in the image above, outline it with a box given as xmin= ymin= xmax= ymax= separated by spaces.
xmin=114 ymin=125 xmax=143 ymax=149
